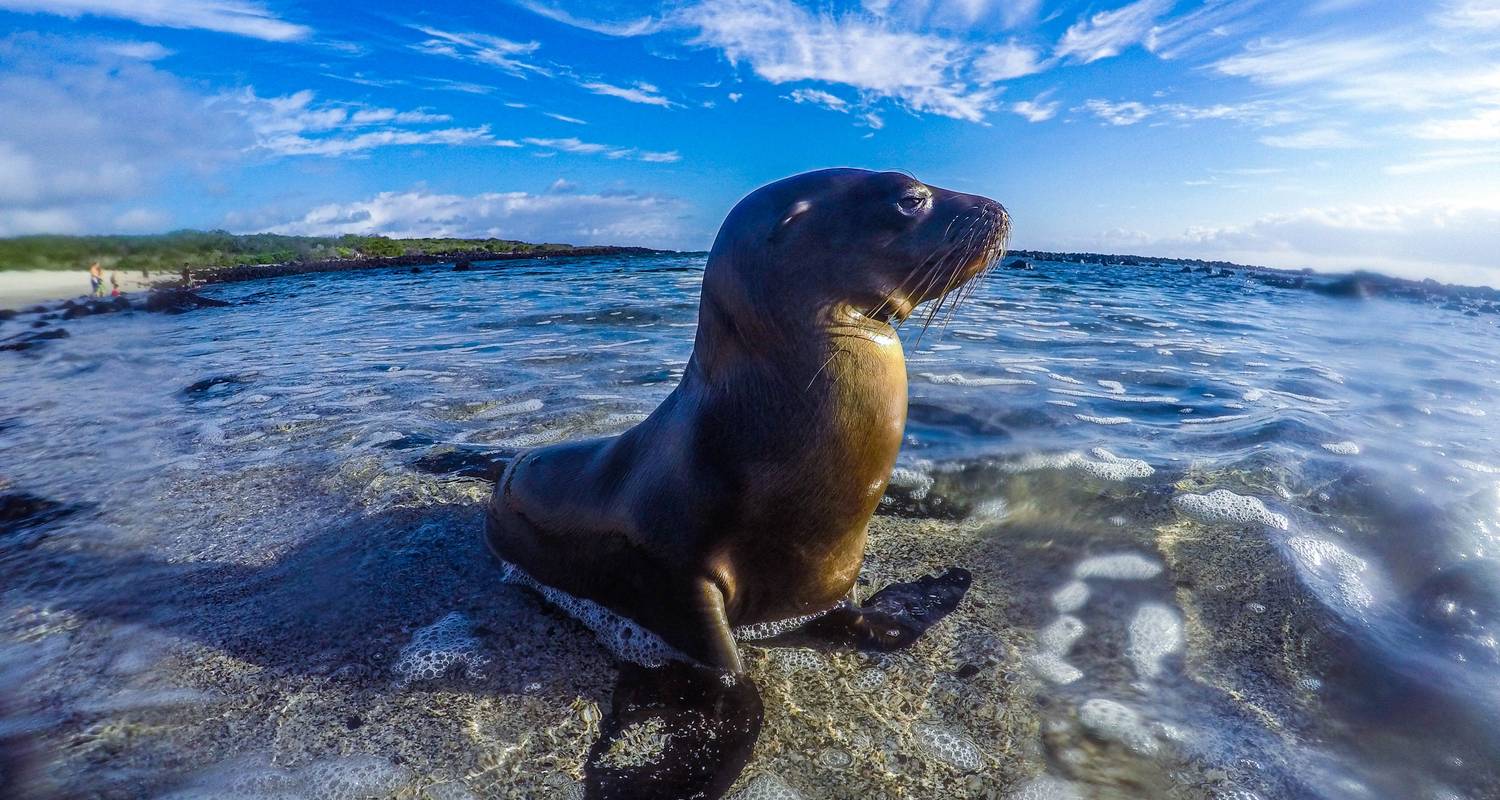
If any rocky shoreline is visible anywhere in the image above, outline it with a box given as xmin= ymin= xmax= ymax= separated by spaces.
xmin=187 ymin=245 xmax=672 ymax=285
xmin=0 ymin=247 xmax=677 ymax=354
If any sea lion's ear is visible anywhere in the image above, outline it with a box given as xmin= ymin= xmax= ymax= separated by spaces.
xmin=769 ymin=200 xmax=811 ymax=243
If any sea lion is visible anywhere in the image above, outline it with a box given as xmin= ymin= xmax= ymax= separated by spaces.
xmin=485 ymin=167 xmax=1007 ymax=797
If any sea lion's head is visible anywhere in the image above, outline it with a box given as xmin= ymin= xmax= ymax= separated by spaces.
xmin=705 ymin=168 xmax=1010 ymax=330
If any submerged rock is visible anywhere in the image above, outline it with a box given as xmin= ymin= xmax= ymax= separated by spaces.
xmin=0 ymin=491 xmax=75 ymax=538
xmin=144 ymin=289 xmax=231 ymax=314
xmin=0 ymin=327 xmax=69 ymax=352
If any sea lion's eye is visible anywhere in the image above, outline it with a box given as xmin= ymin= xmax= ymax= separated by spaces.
xmin=897 ymin=193 xmax=927 ymax=213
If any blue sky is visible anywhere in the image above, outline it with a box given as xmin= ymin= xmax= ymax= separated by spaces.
xmin=1 ymin=1 xmax=1498 ymax=284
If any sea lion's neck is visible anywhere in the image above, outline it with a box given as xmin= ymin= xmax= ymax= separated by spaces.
xmin=691 ymin=295 xmax=899 ymax=382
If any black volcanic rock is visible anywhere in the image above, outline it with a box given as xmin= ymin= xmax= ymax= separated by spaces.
xmin=0 ymin=328 xmax=70 ymax=352
xmin=144 ymin=288 xmax=232 ymax=314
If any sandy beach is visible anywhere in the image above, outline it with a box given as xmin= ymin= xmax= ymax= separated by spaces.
xmin=0 ymin=270 xmax=166 ymax=309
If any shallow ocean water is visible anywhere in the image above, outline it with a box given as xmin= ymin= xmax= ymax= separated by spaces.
xmin=2 ymin=253 xmax=1499 ymax=799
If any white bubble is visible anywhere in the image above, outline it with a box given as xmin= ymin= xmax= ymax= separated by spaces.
xmin=1031 ymin=615 xmax=1086 ymax=684
xmin=1075 ymin=553 xmax=1162 ymax=581
xmin=1075 ymin=414 xmax=1131 ymax=425
xmin=394 ymin=612 xmax=490 ymax=684
xmin=300 ymin=755 xmax=413 ymax=800
xmin=500 ymin=561 xmax=681 ymax=667
xmin=1003 ymin=449 xmax=1152 ymax=481
xmin=1126 ymin=604 xmax=1183 ymax=679
xmin=888 ymin=462 xmax=934 ymax=500
xmin=1077 ymin=699 xmax=1158 ymax=754
xmin=969 ymin=497 xmax=1009 ymax=523
xmin=1172 ymin=489 xmax=1289 ymax=530
xmin=1009 ymin=775 xmax=1085 ymax=800
xmin=1029 ymin=654 xmax=1084 ymax=685
xmin=1051 ymin=581 xmax=1090 ymax=613
xmin=731 ymin=773 xmax=803 ymax=800
xmin=915 ymin=723 xmax=983 ymax=772
xmin=1286 ymin=537 xmax=1374 ymax=610
xmin=1321 ymin=441 xmax=1361 ymax=455
xmin=919 ymin=372 xmax=1036 ymax=386
xmin=1097 ymin=380 xmax=1126 ymax=394
xmin=772 ymin=648 xmax=826 ymax=675
xmin=733 ymin=607 xmax=835 ymax=641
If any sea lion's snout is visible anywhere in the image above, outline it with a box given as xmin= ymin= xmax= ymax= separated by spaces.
xmin=897 ymin=183 xmax=1010 ymax=313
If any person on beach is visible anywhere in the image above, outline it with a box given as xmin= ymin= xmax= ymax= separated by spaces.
xmin=89 ymin=262 xmax=103 ymax=297
xmin=110 ymin=272 xmax=121 ymax=297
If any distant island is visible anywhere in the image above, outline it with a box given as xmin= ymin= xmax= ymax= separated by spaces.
xmin=0 ymin=230 xmax=671 ymax=276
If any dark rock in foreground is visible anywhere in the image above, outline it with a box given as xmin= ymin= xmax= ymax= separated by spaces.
xmin=0 ymin=492 xmax=75 ymax=538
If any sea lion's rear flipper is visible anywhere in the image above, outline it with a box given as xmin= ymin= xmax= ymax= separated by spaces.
xmin=585 ymin=660 xmax=763 ymax=800
xmin=806 ymin=567 xmax=973 ymax=651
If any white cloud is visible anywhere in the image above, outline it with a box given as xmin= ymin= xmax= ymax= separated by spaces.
xmin=1079 ymin=99 xmax=1152 ymax=125
xmin=786 ymin=87 xmax=850 ymax=112
xmin=513 ymin=0 xmax=664 ymax=36
xmin=1055 ymin=0 xmax=1174 ymax=64
xmin=545 ymin=112 xmax=587 ymax=124
xmin=1385 ymin=146 xmax=1500 ymax=175
xmin=580 ymin=80 xmax=676 ymax=107
xmin=1116 ymin=203 xmax=1500 ymax=286
xmin=264 ymin=188 xmax=692 ymax=248
xmin=1077 ymin=97 xmax=1302 ymax=128
xmin=1212 ymin=35 xmax=1405 ymax=87
xmin=522 ymin=136 xmax=680 ymax=162
xmin=1012 ymin=92 xmax=1058 ymax=122
xmin=0 ymin=34 xmax=247 ymax=234
xmin=863 ymin=0 xmax=1043 ymax=30
xmin=1259 ymin=128 xmax=1359 ymax=149
xmin=411 ymin=26 xmax=547 ymax=77
xmin=0 ymin=0 xmax=310 ymax=41
xmin=683 ymin=0 xmax=998 ymax=122
xmin=1146 ymin=0 xmax=1267 ymax=60
xmin=1434 ymin=0 xmax=1500 ymax=30
xmin=223 ymin=88 xmax=516 ymax=157
xmin=1411 ymin=107 xmax=1500 ymax=142
xmin=100 ymin=40 xmax=172 ymax=60
xmin=973 ymin=40 xmax=1048 ymax=81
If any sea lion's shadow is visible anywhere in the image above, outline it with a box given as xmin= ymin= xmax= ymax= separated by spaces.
xmin=28 ymin=501 xmax=613 ymax=702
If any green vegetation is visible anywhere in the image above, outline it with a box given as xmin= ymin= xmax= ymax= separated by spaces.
xmin=0 ymin=230 xmax=581 ymax=272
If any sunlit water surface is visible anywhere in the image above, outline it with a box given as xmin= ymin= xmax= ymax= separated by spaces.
xmin=3 ymin=254 xmax=1499 ymax=799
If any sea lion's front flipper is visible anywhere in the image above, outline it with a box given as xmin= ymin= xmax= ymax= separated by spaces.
xmin=585 ymin=660 xmax=763 ymax=800
xmin=806 ymin=567 xmax=973 ymax=651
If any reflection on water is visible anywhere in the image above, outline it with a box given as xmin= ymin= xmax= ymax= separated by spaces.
xmin=2 ymin=254 xmax=1498 ymax=798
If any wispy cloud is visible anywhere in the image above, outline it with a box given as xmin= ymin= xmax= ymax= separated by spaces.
xmin=265 ymin=187 xmax=691 ymax=247
xmin=513 ymin=0 xmax=664 ymax=36
xmin=1385 ymin=146 xmax=1500 ymax=175
xmin=973 ymin=40 xmax=1048 ymax=81
xmin=1012 ymin=92 xmax=1059 ymax=122
xmin=0 ymin=0 xmax=310 ymax=41
xmin=786 ymin=87 xmax=850 ymax=112
xmin=682 ymin=0 xmax=999 ymax=122
xmin=522 ymin=136 xmax=680 ymax=162
xmin=545 ymin=112 xmax=587 ymax=124
xmin=1077 ymin=97 xmax=1302 ymax=127
xmin=1259 ymin=128 xmax=1359 ymax=149
xmin=580 ymin=80 xmax=676 ymax=107
xmin=410 ymin=26 xmax=547 ymax=77
xmin=224 ymin=88 xmax=515 ymax=157
xmin=1078 ymin=99 xmax=1152 ymax=125
xmin=1055 ymin=0 xmax=1174 ymax=64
